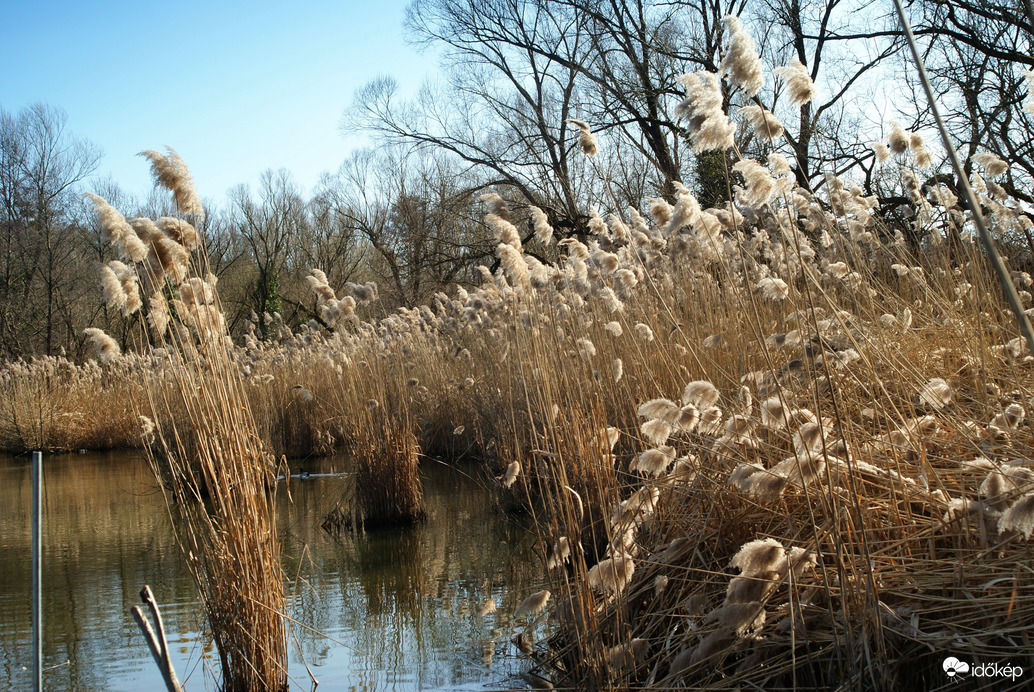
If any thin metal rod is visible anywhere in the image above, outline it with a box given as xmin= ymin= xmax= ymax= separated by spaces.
xmin=892 ymin=0 xmax=1034 ymax=356
xmin=31 ymin=451 xmax=42 ymax=692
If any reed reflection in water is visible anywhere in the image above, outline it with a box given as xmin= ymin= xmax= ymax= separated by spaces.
xmin=0 ymin=452 xmax=546 ymax=691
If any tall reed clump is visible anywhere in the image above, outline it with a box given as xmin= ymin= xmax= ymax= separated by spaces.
xmin=301 ymin=269 xmax=426 ymax=528
xmin=85 ymin=148 xmax=288 ymax=691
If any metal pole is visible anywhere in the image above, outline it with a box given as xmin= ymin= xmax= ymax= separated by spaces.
xmin=32 ymin=450 xmax=42 ymax=692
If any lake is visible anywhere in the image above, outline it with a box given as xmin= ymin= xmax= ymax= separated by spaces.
xmin=0 ymin=451 xmax=548 ymax=691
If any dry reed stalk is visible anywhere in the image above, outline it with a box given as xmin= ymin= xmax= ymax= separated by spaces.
xmin=86 ymin=161 xmax=288 ymax=690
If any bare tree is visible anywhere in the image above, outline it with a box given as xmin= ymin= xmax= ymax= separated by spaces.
xmin=323 ymin=146 xmax=493 ymax=306
xmin=228 ymin=169 xmax=309 ymax=331
xmin=0 ymin=103 xmax=100 ymax=356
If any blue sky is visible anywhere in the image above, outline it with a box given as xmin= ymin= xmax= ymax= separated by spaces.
xmin=0 ymin=0 xmax=434 ymax=207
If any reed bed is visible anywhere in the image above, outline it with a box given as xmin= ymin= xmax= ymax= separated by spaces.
xmin=6 ymin=20 xmax=1034 ymax=692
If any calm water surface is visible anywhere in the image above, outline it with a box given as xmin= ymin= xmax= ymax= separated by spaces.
xmin=0 ymin=452 xmax=547 ymax=691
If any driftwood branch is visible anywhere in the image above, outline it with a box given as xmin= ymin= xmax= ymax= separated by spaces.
xmin=131 ymin=585 xmax=183 ymax=692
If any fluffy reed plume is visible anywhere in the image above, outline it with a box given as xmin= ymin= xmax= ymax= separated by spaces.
xmin=675 ymin=71 xmax=736 ymax=151
xmin=740 ymin=104 xmax=784 ymax=140
xmin=156 ymin=216 xmax=200 ymax=250
xmin=773 ymin=58 xmax=815 ymax=105
xmin=730 ymin=538 xmax=785 ymax=576
xmin=720 ymin=15 xmax=764 ymax=96
xmin=633 ymin=446 xmax=676 ymax=476
xmin=634 ymin=323 xmax=655 ymax=341
xmin=139 ymin=147 xmax=204 ymax=219
xmin=587 ymin=554 xmax=636 ymax=594
xmin=514 ymin=589 xmax=551 ymax=617
xmin=638 ymin=398 xmax=680 ymax=423
xmin=83 ymin=327 xmax=120 ymax=363
xmin=909 ymin=131 xmax=932 ymax=168
xmin=147 ymin=293 xmax=171 ymax=336
xmin=503 ymin=460 xmax=521 ymax=488
xmin=887 ymin=121 xmax=910 ymax=155
xmin=100 ymin=264 xmax=128 ymax=313
xmin=755 ymin=276 xmax=790 ymax=300
xmin=641 ymin=418 xmax=672 ymax=446
xmin=567 ymin=118 xmax=599 ymax=157
xmin=870 ymin=140 xmax=891 ymax=162
xmin=612 ymin=358 xmax=624 ymax=383
xmin=972 ymin=151 xmax=1008 ymax=178
xmin=733 ymin=159 xmax=781 ymax=208
xmin=998 ymin=493 xmax=1034 ymax=538
xmin=84 ymin=193 xmax=148 ymax=262
xmin=918 ymin=377 xmax=952 ymax=409
xmin=682 ymin=380 xmax=719 ymax=409
xmin=529 ymin=205 xmax=554 ymax=245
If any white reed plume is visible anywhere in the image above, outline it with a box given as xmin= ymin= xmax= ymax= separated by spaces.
xmin=514 ymin=589 xmax=551 ymax=617
xmin=1023 ymin=70 xmax=1034 ymax=115
xmin=638 ymin=398 xmax=680 ymax=423
xmin=139 ymin=147 xmax=204 ymax=219
xmin=612 ymin=358 xmax=623 ymax=383
xmin=605 ymin=321 xmax=623 ymax=337
xmin=587 ymin=554 xmax=636 ymax=595
xmin=100 ymin=264 xmax=128 ymax=313
xmin=641 ymin=417 xmax=674 ymax=444
xmin=909 ymin=131 xmax=932 ymax=168
xmin=634 ymin=323 xmax=655 ymax=342
xmin=682 ymin=380 xmax=720 ymax=409
xmin=768 ymin=152 xmax=791 ymax=175
xmin=664 ymin=182 xmax=702 ymax=235
xmin=634 ymin=446 xmax=676 ymax=476
xmin=972 ymin=152 xmax=1008 ymax=178
xmin=675 ymin=405 xmax=700 ymax=432
xmin=773 ymin=58 xmax=815 ymax=105
xmin=147 ymin=294 xmax=171 ymax=336
xmin=503 ymin=460 xmax=521 ymax=488
xmin=725 ymin=573 xmax=777 ymax=604
xmin=675 ymin=71 xmax=737 ymax=152
xmin=547 ymin=537 xmax=572 ymax=570
xmin=84 ymin=193 xmax=149 ymax=263
xmin=734 ymin=159 xmax=782 ymax=209
xmin=567 ymin=118 xmax=599 ymax=157
xmin=576 ymin=337 xmax=596 ymax=360
xmin=83 ymin=327 xmax=120 ymax=363
xmin=887 ymin=121 xmax=910 ymax=155
xmin=156 ymin=217 xmax=200 ymax=250
xmin=487 ymin=212 xmax=522 ymax=250
xmin=720 ymin=16 xmax=764 ymax=97
xmin=606 ymin=639 xmax=648 ymax=673
xmin=529 ymin=205 xmax=554 ymax=245
xmin=756 ymin=276 xmax=790 ymax=300
xmin=730 ymin=538 xmax=785 ymax=576
xmin=293 ymin=385 xmax=314 ymax=402
xmin=479 ymin=192 xmax=510 ymax=218
xmin=497 ymin=243 xmax=530 ymax=291
xmin=990 ymin=404 xmax=1025 ymax=432
xmin=870 ymin=141 xmax=892 ymax=162
xmin=998 ymin=493 xmax=1034 ymax=539
xmin=919 ymin=378 xmax=952 ymax=410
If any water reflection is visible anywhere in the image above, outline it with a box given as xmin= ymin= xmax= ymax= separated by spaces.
xmin=0 ymin=453 xmax=546 ymax=691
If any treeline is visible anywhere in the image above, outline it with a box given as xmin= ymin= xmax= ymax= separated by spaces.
xmin=2 ymin=0 xmax=1031 ymax=359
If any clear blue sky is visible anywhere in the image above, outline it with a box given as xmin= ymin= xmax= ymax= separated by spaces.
xmin=0 ymin=0 xmax=434 ymax=207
